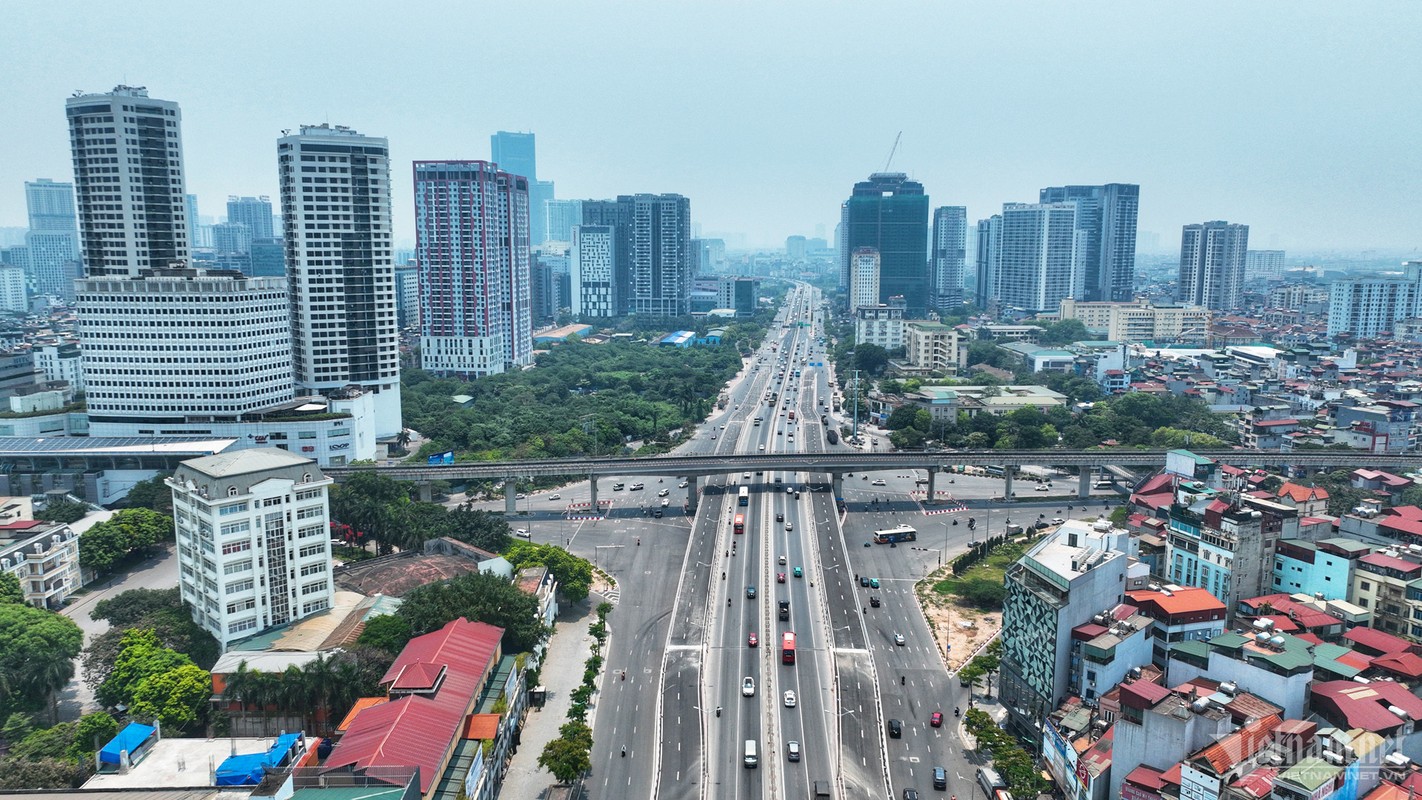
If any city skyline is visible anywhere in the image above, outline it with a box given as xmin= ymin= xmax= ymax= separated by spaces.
xmin=2 ymin=2 xmax=1418 ymax=253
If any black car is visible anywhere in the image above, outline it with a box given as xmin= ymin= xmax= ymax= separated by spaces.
xmin=903 ymin=790 xmax=920 ymax=800
xmin=746 ymin=586 xmax=757 ymax=599
xmin=776 ymin=512 xmax=784 ymax=522
xmin=859 ymin=576 xmax=871 ymax=587
xmin=932 ymin=767 xmax=947 ymax=790
xmin=888 ymin=719 xmax=902 ymax=738
xmin=870 ymin=596 xmax=881 ymax=608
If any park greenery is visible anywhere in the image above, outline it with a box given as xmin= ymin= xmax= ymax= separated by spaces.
xmin=937 ymin=538 xmax=1033 ymax=610
xmin=78 ymin=508 xmax=174 ymax=576
xmin=0 ymin=710 xmax=120 ymax=789
xmin=35 ymin=498 xmax=89 ymax=524
xmin=539 ymin=601 xmax=611 ymax=784
xmin=0 ymin=586 xmax=83 ymax=722
xmin=402 ymin=322 xmax=768 ymax=463
xmin=884 ymin=388 xmax=1238 ymax=452
xmin=965 ymin=706 xmax=1049 ymax=799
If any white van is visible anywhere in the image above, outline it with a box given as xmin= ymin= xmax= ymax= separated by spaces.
xmin=744 ymin=739 xmax=758 ymax=768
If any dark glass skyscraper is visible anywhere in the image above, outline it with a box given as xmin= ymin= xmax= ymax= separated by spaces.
xmin=839 ymin=173 xmax=929 ymax=316
xmin=491 ymin=131 xmax=553 ymax=246
xmin=1039 ymin=183 xmax=1139 ymax=302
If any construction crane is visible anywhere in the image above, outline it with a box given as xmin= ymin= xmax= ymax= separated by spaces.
xmin=882 ymin=131 xmax=902 ymax=172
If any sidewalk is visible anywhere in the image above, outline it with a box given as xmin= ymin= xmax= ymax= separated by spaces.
xmin=956 ymin=690 xmax=1009 ymax=750
xmin=499 ymin=597 xmax=600 ymax=799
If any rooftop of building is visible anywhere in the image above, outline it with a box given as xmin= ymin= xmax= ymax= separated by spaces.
xmin=1312 ymin=679 xmax=1422 ymax=734
xmin=82 ymin=737 xmax=278 ymax=790
xmin=0 ymin=436 xmax=237 ymax=458
xmin=1190 ymin=714 xmax=1281 ymax=776
xmin=177 ymin=448 xmax=317 ymax=479
xmin=1125 ymin=585 xmax=1227 ymax=618
xmin=334 ymin=547 xmax=507 ymax=599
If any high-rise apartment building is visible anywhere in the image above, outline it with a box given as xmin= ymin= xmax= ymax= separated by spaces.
xmin=545 ymin=199 xmax=583 ymax=243
xmin=839 ymin=173 xmax=930 ymax=316
xmin=226 ymin=196 xmax=274 ymax=240
xmin=989 ymin=202 xmax=1082 ymax=314
xmin=1326 ymin=262 xmax=1422 ymax=338
xmin=581 ymin=199 xmax=634 ymax=315
xmin=1245 ymin=249 xmax=1285 ymax=280
xmin=278 ymin=124 xmax=401 ymax=436
xmin=849 ymin=247 xmax=880 ymax=310
xmin=393 ymin=263 xmax=419 ymax=330
xmin=211 ymin=223 xmax=252 ymax=255
xmin=570 ymin=224 xmax=616 ymax=317
xmin=629 ymin=193 xmax=692 ymax=317
xmin=1039 ymin=184 xmax=1139 ymax=301
xmin=975 ymin=215 xmax=1002 ymax=310
xmin=930 ymin=206 xmax=967 ymax=313
xmin=1178 ymin=221 xmax=1249 ymax=311
xmin=414 ymin=160 xmax=532 ymax=378
xmin=25 ymin=179 xmax=80 ymax=234
xmin=0 ymin=266 xmax=26 ymax=313
xmin=168 ymin=449 xmax=334 ymax=649
xmin=490 ymin=131 xmax=554 ymax=246
xmin=23 ymin=232 xmax=81 ymax=298
xmin=786 ymin=235 xmax=808 ymax=261
xmin=66 ymin=86 xmax=189 ymax=276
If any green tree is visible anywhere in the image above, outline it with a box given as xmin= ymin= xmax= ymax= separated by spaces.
xmin=0 ymin=572 xmax=22 ymax=605
xmin=852 ymin=343 xmax=890 ymax=376
xmin=97 ymin=628 xmax=194 ymax=710
xmin=0 ymin=604 xmax=83 ymax=719
xmin=1398 ymin=485 xmax=1422 ymax=508
xmin=0 ymin=755 xmax=90 ymax=789
xmin=356 ymin=615 xmax=413 ymax=654
xmin=129 ymin=663 xmax=211 ymax=734
xmin=69 ymin=712 xmax=120 ymax=761
xmin=121 ymin=474 xmax=174 ymax=515
xmin=538 ymin=735 xmax=591 ymax=784
xmin=397 ymin=571 xmax=548 ymax=654
xmin=78 ymin=509 xmax=173 ymax=576
xmin=507 ymin=542 xmax=594 ymax=603
xmin=1036 ymin=319 xmax=1090 ymax=346
xmin=8 ymin=720 xmax=77 ymax=760
xmin=35 ymin=499 xmax=88 ymax=525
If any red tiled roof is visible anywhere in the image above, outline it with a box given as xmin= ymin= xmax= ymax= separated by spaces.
xmin=1135 ymin=473 xmax=1174 ymax=495
xmin=1295 ymin=632 xmax=1325 ymax=646
xmin=389 ymin=661 xmax=444 ymax=691
xmin=1126 ymin=587 xmax=1226 ymax=617
xmin=1253 ymin=419 xmax=1300 ymax=427
xmin=1161 ymin=763 xmax=1183 ymax=786
xmin=462 ymin=713 xmax=501 ymax=740
xmin=1372 ymin=652 xmax=1422 ymax=679
xmin=1224 ymin=693 xmax=1283 ymax=723
xmin=1124 ymin=765 xmax=1166 ymax=791
xmin=1278 ymin=482 xmax=1329 ymax=502
xmin=1360 ymin=552 xmax=1422 ymax=575
xmin=1343 ymin=626 xmax=1417 ymax=656
xmin=327 ymin=617 xmax=504 ymax=793
xmin=1193 ymin=715 xmax=1281 ymax=775
xmin=1312 ymin=680 xmax=1422 ymax=734
xmin=1231 ymin=767 xmax=1280 ymax=799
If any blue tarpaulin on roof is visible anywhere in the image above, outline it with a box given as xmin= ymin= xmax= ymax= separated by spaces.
xmin=99 ymin=722 xmax=156 ymax=765
xmin=214 ymin=732 xmax=303 ymax=786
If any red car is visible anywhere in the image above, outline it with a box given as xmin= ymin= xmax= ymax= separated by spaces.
xmin=777 ymin=572 xmax=787 ymax=583
xmin=748 ymin=632 xmax=758 ymax=648
xmin=930 ymin=711 xmax=943 ymax=728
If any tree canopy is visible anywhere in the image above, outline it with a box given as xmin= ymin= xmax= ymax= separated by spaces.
xmin=505 ymin=542 xmax=594 ymax=603
xmin=78 ymin=509 xmax=173 ymax=575
xmin=397 ymin=571 xmax=548 ymax=654
xmin=0 ymin=603 xmax=83 ymax=719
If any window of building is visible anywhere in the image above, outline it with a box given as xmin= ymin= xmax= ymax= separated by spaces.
xmin=228 ymin=486 xmax=239 ymax=497
xmin=228 ymin=617 xmax=258 ymax=634
xmin=226 ymin=578 xmax=254 ymax=594
xmin=299 ymin=561 xmax=327 ymax=576
xmin=223 ymin=559 xmax=253 ymax=575
xmin=300 ymin=580 xmax=327 ymax=596
xmin=296 ymin=505 xmax=323 ymax=520
xmin=218 ymin=502 xmax=249 ymax=516
xmin=298 ymin=543 xmax=324 ymax=559
xmin=220 ymin=520 xmax=251 ymax=537
xmin=299 ymin=525 xmax=324 ymax=539
xmin=221 ymin=539 xmax=251 ymax=556
xmin=227 ymin=597 xmax=256 ymax=614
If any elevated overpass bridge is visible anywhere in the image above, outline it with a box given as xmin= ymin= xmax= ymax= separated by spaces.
xmin=326 ymin=449 xmax=1418 ymax=514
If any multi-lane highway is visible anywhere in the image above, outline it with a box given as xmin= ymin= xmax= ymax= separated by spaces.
xmin=549 ymin=284 xmax=1064 ymax=799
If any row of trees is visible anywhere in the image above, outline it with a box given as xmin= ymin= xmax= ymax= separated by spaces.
xmin=883 ymin=390 xmax=1237 ymax=452
xmin=0 ymin=573 xmax=83 ymax=723
xmin=538 ymin=601 xmax=611 ymax=784
xmin=964 ymin=706 xmax=1049 ymax=799
xmin=217 ymin=648 xmax=394 ymax=737
xmin=330 ymin=471 xmax=511 ymax=556
xmin=78 ymin=508 xmax=173 ymax=576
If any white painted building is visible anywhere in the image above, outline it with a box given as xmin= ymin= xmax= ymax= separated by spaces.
xmin=854 ymin=304 xmax=905 ymax=350
xmin=32 ymin=341 xmax=83 ymax=391
xmin=0 ymin=265 xmax=26 ymax=312
xmin=0 ymin=502 xmax=81 ymax=610
xmin=168 ymin=449 xmax=334 ymax=650
xmin=1327 ymin=262 xmax=1422 ymax=338
xmin=278 ymin=125 xmax=401 ymax=436
xmin=849 ymin=247 xmax=880 ymax=310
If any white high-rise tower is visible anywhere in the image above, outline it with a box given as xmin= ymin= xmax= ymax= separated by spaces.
xmin=278 ymin=125 xmax=401 ymax=436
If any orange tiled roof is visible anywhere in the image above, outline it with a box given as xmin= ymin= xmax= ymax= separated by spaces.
xmin=1193 ymin=715 xmax=1282 ymax=775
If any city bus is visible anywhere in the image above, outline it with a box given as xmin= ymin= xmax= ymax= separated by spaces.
xmin=873 ymin=525 xmax=918 ymax=544
xmin=733 ymin=513 xmax=745 ymax=534
xmin=738 ymin=486 xmax=750 ymax=506
xmin=781 ymin=631 xmax=796 ymax=664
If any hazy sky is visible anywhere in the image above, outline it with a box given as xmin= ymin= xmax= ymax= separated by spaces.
xmin=3 ymin=1 xmax=1419 ymax=253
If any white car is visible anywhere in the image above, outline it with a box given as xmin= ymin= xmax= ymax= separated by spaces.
xmin=759 ymin=444 xmax=765 ymax=451
xmin=894 ymin=633 xmax=906 ymax=646
xmin=783 ymin=690 xmax=797 ymax=708
xmin=871 ymin=479 xmax=887 ymax=486
xmin=515 ymin=529 xmax=530 ymax=539
xmin=1052 ymin=517 xmax=1066 ymax=525
xmin=678 ymin=481 xmax=688 ymax=488
xmin=1034 ymin=484 xmax=1050 ymax=491
xmin=742 ymin=677 xmax=756 ymax=697
xmin=548 ymin=494 xmax=561 ymax=501
xmin=658 ymin=488 xmax=670 ymax=497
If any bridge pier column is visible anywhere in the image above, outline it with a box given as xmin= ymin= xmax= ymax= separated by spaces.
xmin=686 ymin=476 xmax=699 ymax=514
xmin=505 ymin=477 xmax=518 ymax=516
xmin=925 ymin=469 xmax=936 ymax=506
xmin=831 ymin=473 xmax=844 ymax=498
xmin=588 ymin=476 xmax=599 ymax=512
xmin=417 ymin=481 xmax=433 ymax=502
xmin=1078 ymin=470 xmax=1091 ymax=499
xmin=1003 ymin=468 xmax=1014 ymax=502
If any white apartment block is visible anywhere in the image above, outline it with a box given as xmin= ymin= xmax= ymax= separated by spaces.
xmin=169 ymin=449 xmax=334 ymax=650
xmin=65 ymin=86 xmax=189 ymax=277
xmin=850 ymin=247 xmax=880 ymax=310
xmin=1057 ymin=298 xmax=1211 ymax=343
xmin=278 ymin=125 xmax=401 ymax=436
xmin=854 ymin=304 xmax=905 ymax=350
xmin=0 ymin=503 xmax=81 ymax=610
xmin=903 ymin=321 xmax=966 ymax=373
xmin=570 ymin=224 xmax=616 ymax=317
xmin=1327 ymin=263 xmax=1422 ymax=338
xmin=32 ymin=342 xmax=82 ymax=391
xmin=0 ymin=265 xmax=26 ymax=312
xmin=994 ymin=202 xmax=1083 ymax=314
